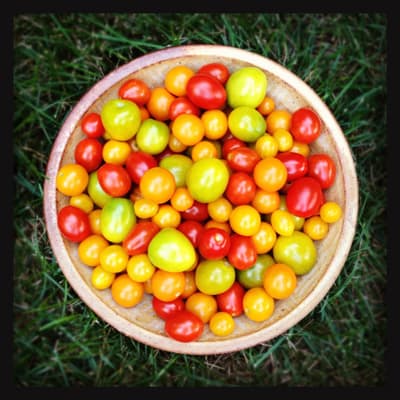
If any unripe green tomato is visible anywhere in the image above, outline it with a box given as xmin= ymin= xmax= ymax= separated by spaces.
xmin=148 ymin=227 xmax=197 ymax=272
xmin=101 ymin=99 xmax=141 ymax=141
xmin=273 ymin=231 xmax=317 ymax=275
xmin=100 ymin=198 xmax=136 ymax=243
xmin=226 ymin=67 xmax=268 ymax=108
xmin=135 ymin=118 xmax=170 ymax=155
xmin=87 ymin=171 xmax=113 ymax=208
xmin=195 ymin=259 xmax=235 ymax=295
xmin=228 ymin=106 xmax=266 ymax=142
xmin=237 ymin=254 xmax=275 ymax=289
xmin=186 ymin=158 xmax=229 ymax=203
xmin=159 ymin=154 xmax=193 ymax=187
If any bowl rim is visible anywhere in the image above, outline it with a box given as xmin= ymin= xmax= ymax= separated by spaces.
xmin=43 ymin=44 xmax=359 ymax=355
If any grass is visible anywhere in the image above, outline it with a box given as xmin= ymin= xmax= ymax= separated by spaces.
xmin=13 ymin=13 xmax=387 ymax=387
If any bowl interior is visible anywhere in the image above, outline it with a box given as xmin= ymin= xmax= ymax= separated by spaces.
xmin=44 ymin=45 xmax=358 ymax=355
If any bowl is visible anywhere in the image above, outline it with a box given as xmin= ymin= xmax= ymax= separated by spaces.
xmin=43 ymin=44 xmax=359 ymax=355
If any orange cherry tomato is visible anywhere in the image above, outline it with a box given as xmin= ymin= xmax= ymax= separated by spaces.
xmin=78 ymin=234 xmax=109 ymax=267
xmin=251 ymin=189 xmax=280 ymax=214
xmin=266 ymin=109 xmax=292 ymax=133
xmin=185 ymin=292 xmax=218 ymax=323
xmin=56 ymin=163 xmax=89 ymax=196
xmin=171 ymin=113 xmax=205 ymax=146
xmin=151 ymin=269 xmax=186 ymax=302
xmin=139 ymin=166 xmax=176 ymax=204
xmin=147 ymin=87 xmax=175 ymax=121
xmin=256 ymin=96 xmax=275 ymax=116
xmin=111 ymin=273 xmax=144 ymax=307
xmin=251 ymin=221 xmax=277 ymax=254
xmin=253 ymin=157 xmax=288 ymax=192
xmin=229 ymin=205 xmax=261 ymax=236
xmin=165 ymin=65 xmax=195 ymax=97
xmin=243 ymin=287 xmax=275 ymax=322
xmin=263 ymin=263 xmax=297 ymax=300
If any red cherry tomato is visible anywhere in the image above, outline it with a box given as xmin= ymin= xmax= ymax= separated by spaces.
xmin=286 ymin=176 xmax=324 ymax=218
xmin=216 ymin=281 xmax=245 ymax=317
xmin=125 ymin=151 xmax=157 ymax=185
xmin=74 ymin=138 xmax=103 ymax=173
xmin=118 ymin=78 xmax=151 ymax=106
xmin=275 ymin=151 xmax=308 ymax=181
xmin=81 ymin=112 xmax=105 ymax=138
xmin=164 ymin=310 xmax=204 ymax=342
xmin=198 ymin=62 xmax=230 ymax=85
xmin=97 ymin=163 xmax=132 ymax=197
xmin=57 ymin=205 xmax=91 ymax=243
xmin=221 ymin=137 xmax=245 ymax=159
xmin=226 ymin=146 xmax=260 ymax=173
xmin=177 ymin=220 xmax=205 ymax=248
xmin=180 ymin=200 xmax=209 ymax=222
xmin=168 ymin=96 xmax=200 ymax=120
xmin=186 ymin=74 xmax=227 ymax=110
xmin=198 ymin=227 xmax=231 ymax=260
xmin=307 ymin=153 xmax=336 ymax=189
xmin=290 ymin=107 xmax=321 ymax=144
xmin=227 ymin=234 xmax=258 ymax=270
xmin=122 ymin=221 xmax=160 ymax=256
xmin=152 ymin=296 xmax=185 ymax=320
xmin=225 ymin=172 xmax=257 ymax=206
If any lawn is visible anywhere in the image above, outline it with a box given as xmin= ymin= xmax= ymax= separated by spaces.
xmin=13 ymin=13 xmax=387 ymax=387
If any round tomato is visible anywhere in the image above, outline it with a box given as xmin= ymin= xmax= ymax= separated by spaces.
xmin=227 ymin=233 xmax=257 ymax=270
xmin=209 ymin=312 xmax=235 ymax=336
xmin=56 ymin=163 xmax=89 ymax=197
xmin=185 ymin=292 xmax=218 ymax=323
xmin=195 ymin=259 xmax=235 ymax=295
xmin=263 ymin=263 xmax=297 ymax=300
xmin=57 ymin=205 xmax=91 ymax=243
xmin=74 ymin=138 xmax=103 ymax=172
xmin=237 ymin=253 xmax=275 ymax=289
xmin=180 ymin=200 xmax=209 ymax=222
xmin=198 ymin=227 xmax=231 ymax=260
xmin=111 ymin=273 xmax=144 ymax=307
xmin=290 ymin=107 xmax=321 ymax=144
xmin=151 ymin=269 xmax=185 ymax=302
xmin=186 ymin=73 xmax=227 ymax=110
xmin=168 ymin=96 xmax=200 ymax=120
xmin=307 ymin=153 xmax=336 ymax=189
xmin=159 ymin=154 xmax=193 ymax=188
xmin=164 ymin=310 xmax=204 ymax=342
xmin=215 ymin=281 xmax=245 ymax=317
xmin=165 ymin=65 xmax=195 ymax=97
xmin=81 ymin=112 xmax=105 ymax=138
xmin=228 ymin=106 xmax=266 ymax=143
xmin=285 ymin=176 xmax=324 ymax=218
xmin=225 ymin=171 xmax=257 ymax=206
xmin=135 ymin=118 xmax=170 ymax=155
xmin=243 ymin=287 xmax=274 ymax=322
xmin=139 ymin=166 xmax=176 ymax=204
xmin=253 ymin=157 xmax=288 ymax=193
xmin=229 ymin=205 xmax=261 ymax=237
xmin=97 ymin=163 xmax=132 ymax=197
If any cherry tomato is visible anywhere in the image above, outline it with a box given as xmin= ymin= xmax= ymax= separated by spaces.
xmin=147 ymin=87 xmax=175 ymax=121
xmin=74 ymin=138 xmax=103 ymax=173
xmin=225 ymin=171 xmax=257 ymax=206
xmin=270 ymin=209 xmax=295 ymax=237
xmin=207 ymin=197 xmax=232 ymax=223
xmin=159 ymin=154 xmax=193 ymax=188
xmin=228 ymin=106 xmax=266 ymax=142
xmin=250 ymin=221 xmax=277 ymax=254
xmin=227 ymin=233 xmax=257 ymax=270
xmin=195 ymin=259 xmax=235 ymax=295
xmin=118 ymin=78 xmax=151 ymax=106
xmin=253 ymin=157 xmax=288 ymax=193
xmin=237 ymin=254 xmax=275 ymax=289
xmin=125 ymin=150 xmax=157 ymax=185
xmin=165 ymin=65 xmax=195 ymax=97
xmin=56 ymin=163 xmax=89 ymax=197
xmin=57 ymin=205 xmax=91 ymax=243
xmin=229 ymin=205 xmax=261 ymax=237
xmin=221 ymin=137 xmax=245 ymax=159
xmin=198 ymin=227 xmax=231 ymax=260
xmin=69 ymin=193 xmax=94 ymax=214
xmin=102 ymin=139 xmax=131 ymax=165
xmin=152 ymin=204 xmax=181 ymax=228
xmin=209 ymin=312 xmax=235 ymax=336
xmin=139 ymin=166 xmax=176 ymax=204
xmin=266 ymin=109 xmax=292 ymax=133
xmin=91 ymin=266 xmax=115 ymax=290
xmin=216 ymin=281 xmax=245 ymax=317
xmin=226 ymin=146 xmax=260 ymax=174
xmin=151 ymin=269 xmax=186 ymax=302
xmin=78 ymin=234 xmax=109 ymax=267
xmin=136 ymin=118 xmax=170 ymax=155
xmin=177 ymin=220 xmax=205 ymax=248
xmin=198 ymin=62 xmax=230 ymax=85
xmin=307 ymin=153 xmax=336 ymax=189
xmin=254 ymin=133 xmax=279 ymax=158
xmin=242 ymin=287 xmax=275 ymax=322
xmin=186 ymin=73 xmax=227 ymax=110
xmin=276 ymin=151 xmax=308 ymax=181
xmin=256 ymin=96 xmax=275 ymax=116
xmin=99 ymin=244 xmax=129 ymax=273
xmin=251 ymin=189 xmax=280 ymax=214
xmin=111 ymin=273 xmax=144 ymax=307
xmin=152 ymin=296 xmax=185 ymax=320
xmin=97 ymin=163 xmax=131 ymax=197
xmin=168 ymin=96 xmax=200 ymax=120
xmin=263 ymin=263 xmax=297 ymax=300
xmin=81 ymin=112 xmax=105 ymax=138
xmin=319 ymin=201 xmax=342 ymax=223
xmin=303 ymin=215 xmax=329 ymax=240
xmin=87 ymin=171 xmax=112 ymax=208
xmin=290 ymin=107 xmax=321 ymax=144
xmin=164 ymin=310 xmax=204 ymax=342
xmin=133 ymin=198 xmax=159 ymax=219
xmin=191 ymin=140 xmax=218 ymax=161
xmin=122 ymin=221 xmax=160 ymax=256
xmin=286 ymin=176 xmax=324 ymax=218
xmin=170 ymin=187 xmax=194 ymax=212
xmin=180 ymin=200 xmax=209 ymax=222
xmin=126 ymin=253 xmax=156 ymax=282
xmin=272 ymin=128 xmax=293 ymax=152
xmin=185 ymin=292 xmax=218 ymax=323
xmin=171 ymin=113 xmax=205 ymax=146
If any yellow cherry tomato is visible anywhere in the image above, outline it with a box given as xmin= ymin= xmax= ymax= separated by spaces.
xmin=111 ymin=273 xmax=144 ymax=307
xmin=191 ymin=140 xmax=218 ymax=161
xmin=170 ymin=187 xmax=194 ymax=212
xmin=133 ymin=198 xmax=159 ymax=219
xmin=243 ymin=287 xmax=275 ymax=322
xmin=185 ymin=292 xmax=218 ymax=323
xmin=164 ymin=65 xmax=195 ymax=96
xmin=254 ymin=134 xmax=279 ymax=158
xmin=270 ymin=209 xmax=295 ymax=236
xmin=207 ymin=197 xmax=233 ymax=223
xmin=56 ymin=163 xmax=89 ymax=196
xmin=303 ymin=215 xmax=329 ymax=240
xmin=91 ymin=265 xmax=115 ymax=290
xmin=229 ymin=205 xmax=261 ymax=236
xmin=272 ymin=128 xmax=294 ymax=152
xmin=319 ymin=201 xmax=343 ymax=223
xmin=102 ymin=139 xmax=132 ymax=165
xmin=209 ymin=312 xmax=235 ymax=337
xmin=279 ymin=195 xmax=305 ymax=230
xmin=99 ymin=244 xmax=129 ymax=273
xmin=290 ymin=140 xmax=310 ymax=157
xmin=126 ymin=253 xmax=156 ymax=282
xmin=171 ymin=114 xmax=205 ymax=146
xmin=78 ymin=234 xmax=109 ymax=267
xmin=201 ymin=109 xmax=228 ymax=140
xmin=152 ymin=204 xmax=181 ymax=228
xmin=251 ymin=222 xmax=277 ymax=254
xmin=69 ymin=193 xmax=94 ymax=214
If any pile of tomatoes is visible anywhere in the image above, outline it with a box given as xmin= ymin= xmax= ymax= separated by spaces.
xmin=55 ymin=61 xmax=343 ymax=342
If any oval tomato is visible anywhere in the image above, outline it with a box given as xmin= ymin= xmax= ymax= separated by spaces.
xmin=307 ymin=153 xmax=336 ymax=189
xmin=97 ymin=163 xmax=132 ymax=197
xmin=164 ymin=310 xmax=204 ymax=342
xmin=122 ymin=221 xmax=160 ymax=256
xmin=221 ymin=137 xmax=246 ymax=159
xmin=118 ymin=78 xmax=151 ymax=106
xmin=226 ymin=146 xmax=260 ymax=173
xmin=125 ymin=150 xmax=158 ymax=185
xmin=168 ymin=96 xmax=200 ymax=120
xmin=186 ymin=73 xmax=227 ymax=110
xmin=81 ymin=112 xmax=105 ymax=138
xmin=180 ymin=200 xmax=209 ymax=222
xmin=57 ymin=205 xmax=91 ymax=243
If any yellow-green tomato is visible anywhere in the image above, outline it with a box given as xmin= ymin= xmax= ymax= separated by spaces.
xmin=273 ymin=231 xmax=317 ymax=275
xmin=195 ymin=259 xmax=235 ymax=295
xmin=91 ymin=266 xmax=115 ymax=290
xmin=226 ymin=67 xmax=268 ymax=109
xmin=228 ymin=106 xmax=266 ymax=142
xmin=237 ymin=254 xmax=275 ymax=289
xmin=101 ymin=98 xmax=141 ymax=141
xmin=186 ymin=158 xmax=229 ymax=203
xmin=135 ymin=118 xmax=170 ymax=155
xmin=100 ymin=198 xmax=136 ymax=243
xmin=159 ymin=154 xmax=193 ymax=187
xmin=148 ymin=227 xmax=197 ymax=272
xmin=87 ymin=171 xmax=112 ymax=208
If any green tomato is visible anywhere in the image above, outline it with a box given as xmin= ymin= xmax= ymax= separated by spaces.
xmin=101 ymin=99 xmax=141 ymax=141
xmin=228 ymin=106 xmax=266 ymax=142
xmin=186 ymin=158 xmax=229 ymax=203
xmin=135 ymin=118 xmax=169 ymax=155
xmin=100 ymin=198 xmax=136 ymax=243
xmin=226 ymin=66 xmax=267 ymax=108
xmin=237 ymin=254 xmax=275 ymax=289
xmin=87 ymin=171 xmax=112 ymax=208
xmin=148 ymin=227 xmax=197 ymax=272
xmin=195 ymin=259 xmax=236 ymax=295
xmin=273 ymin=231 xmax=317 ymax=275
xmin=159 ymin=154 xmax=193 ymax=187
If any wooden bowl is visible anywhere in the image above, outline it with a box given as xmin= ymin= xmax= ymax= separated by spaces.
xmin=43 ymin=45 xmax=358 ymax=355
